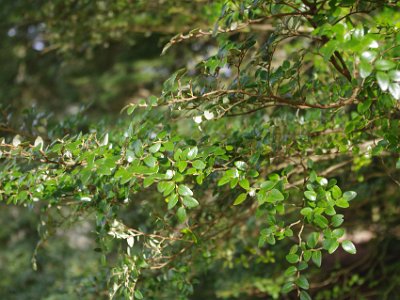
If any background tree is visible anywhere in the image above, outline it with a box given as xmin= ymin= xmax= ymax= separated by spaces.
xmin=1 ymin=1 xmax=400 ymax=299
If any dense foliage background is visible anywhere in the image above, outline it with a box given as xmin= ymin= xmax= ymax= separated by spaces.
xmin=1 ymin=1 xmax=400 ymax=299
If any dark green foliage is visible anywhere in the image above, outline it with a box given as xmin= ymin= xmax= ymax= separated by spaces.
xmin=1 ymin=1 xmax=400 ymax=299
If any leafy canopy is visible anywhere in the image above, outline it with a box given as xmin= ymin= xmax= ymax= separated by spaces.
xmin=1 ymin=0 xmax=400 ymax=299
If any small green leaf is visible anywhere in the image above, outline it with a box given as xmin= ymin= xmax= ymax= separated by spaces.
xmin=342 ymin=240 xmax=357 ymax=254
xmin=134 ymin=290 xmax=144 ymax=299
xmin=178 ymin=184 xmax=193 ymax=196
xmin=289 ymin=244 xmax=299 ymax=254
xmin=239 ymin=179 xmax=250 ymax=190
xmin=160 ymin=181 xmax=174 ymax=196
xmin=307 ymin=232 xmax=319 ymax=248
xmin=389 ymin=70 xmax=400 ymax=81
xmin=303 ymin=250 xmax=312 ymax=262
xmin=325 ymin=206 xmax=336 ymax=216
xmin=267 ymin=235 xmax=276 ymax=245
xmin=331 ymin=214 xmax=344 ymax=227
xmin=389 ymin=82 xmax=400 ymax=100
xmin=192 ymin=160 xmax=206 ymax=170
xmin=230 ymin=178 xmax=239 ymax=188
xmin=375 ymin=59 xmax=396 ymax=71
xmin=268 ymin=173 xmax=280 ymax=182
xmin=182 ymin=196 xmax=199 ymax=208
xmin=176 ymin=206 xmax=187 ymax=223
xmin=165 ymin=170 xmax=174 ymax=180
xmin=34 ymin=136 xmax=44 ymax=150
xmin=316 ymin=177 xmax=328 ymax=186
xmin=361 ymin=50 xmax=376 ymax=62
xmin=336 ymin=198 xmax=349 ymax=208
xmin=233 ymin=193 xmax=247 ymax=205
xmin=284 ymin=266 xmax=297 ymax=277
xmin=161 ymin=41 xmax=172 ymax=56
xmin=149 ymin=143 xmax=161 ymax=153
xmin=309 ymin=171 xmax=317 ymax=182
xmin=260 ymin=181 xmax=276 ymax=191
xmin=332 ymin=228 xmax=345 ymax=238
xmin=174 ymin=149 xmax=182 ymax=161
xmin=167 ymin=193 xmax=179 ymax=210
xmin=304 ymin=191 xmax=317 ymax=201
xmin=133 ymin=140 xmax=144 ymax=157
xmin=127 ymin=104 xmax=137 ymax=115
xmin=234 ymin=161 xmax=248 ymax=170
xmin=144 ymin=155 xmax=157 ymax=168
xmin=187 ymin=147 xmax=198 ymax=160
xmin=298 ymin=261 xmax=308 ymax=271
xmin=176 ymin=161 xmax=187 ymax=173
xmin=163 ymin=141 xmax=174 ymax=151
xmin=247 ymin=169 xmax=259 ymax=177
xmin=157 ymin=181 xmax=168 ymax=193
xmin=312 ymin=250 xmax=322 ymax=267
xmin=300 ymin=207 xmax=313 ymax=216
xmin=314 ymin=214 xmax=328 ymax=228
xmin=218 ymin=176 xmax=231 ymax=186
xmin=360 ymin=60 xmax=373 ymax=78
xmin=330 ymin=185 xmax=342 ymax=200
xmin=284 ymin=228 xmax=293 ymax=237
xmin=258 ymin=234 xmax=267 ymax=248
xmin=143 ymin=176 xmax=154 ymax=188
xmin=266 ymin=189 xmax=284 ymax=202
xmin=343 ymin=191 xmax=357 ymax=201
xmin=357 ymin=98 xmax=372 ymax=114
xmin=296 ymin=275 xmax=309 ymax=290
xmin=323 ymin=239 xmax=339 ymax=254
xmin=377 ymin=71 xmax=389 ymax=91
xmin=281 ymin=282 xmax=295 ymax=294
xmin=196 ymin=174 xmax=204 ymax=185
xmin=286 ymin=253 xmax=299 ymax=264
xmin=300 ymin=290 xmax=312 ymax=300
